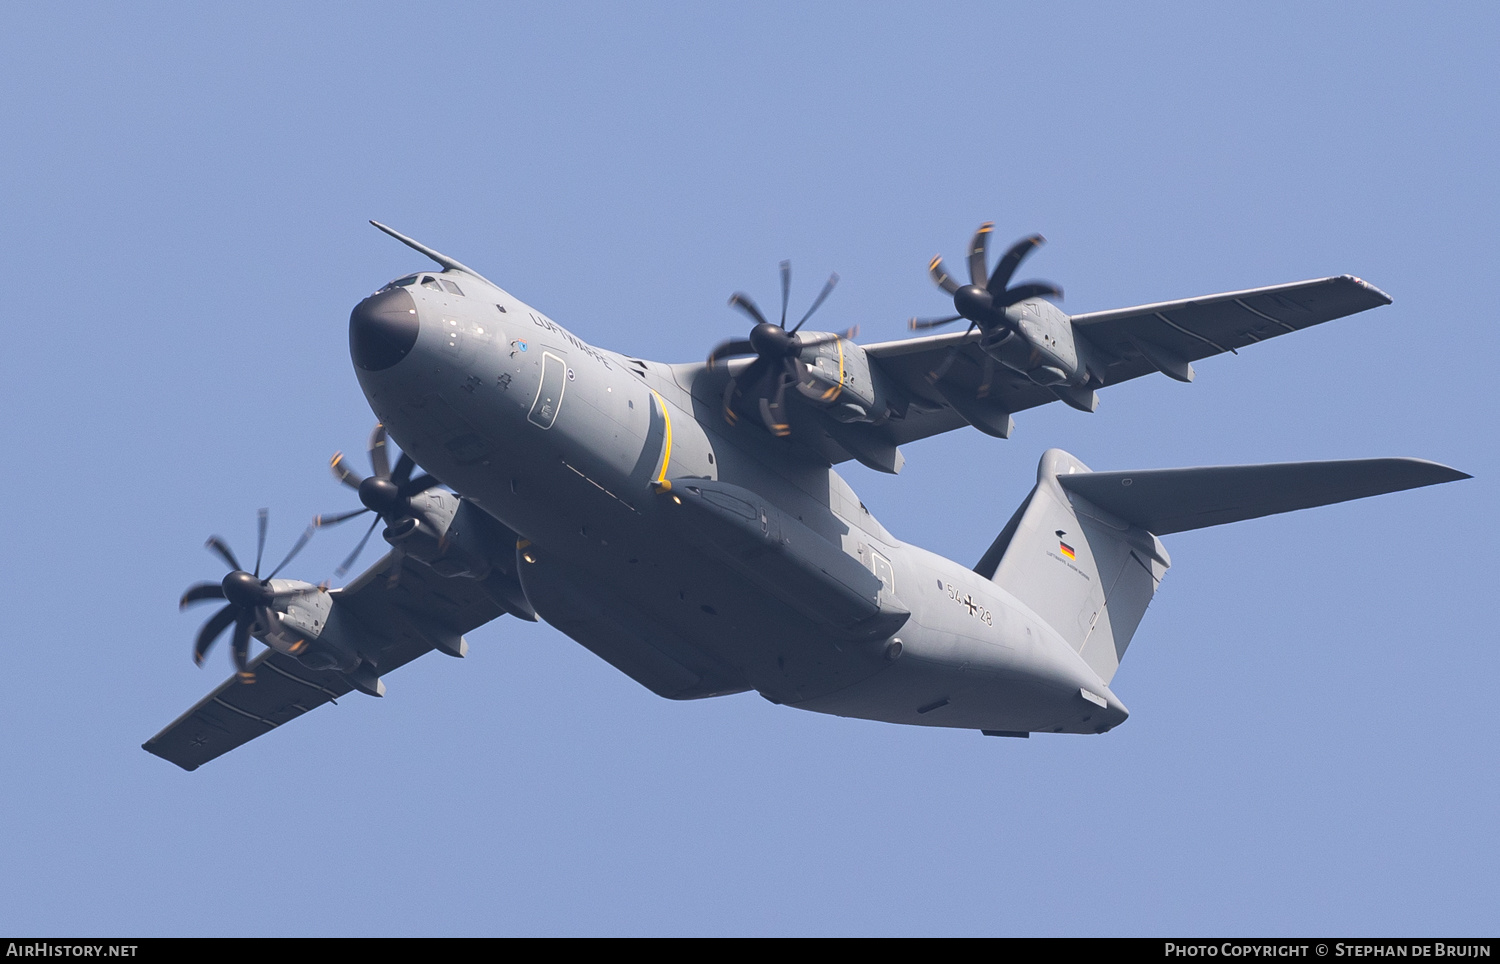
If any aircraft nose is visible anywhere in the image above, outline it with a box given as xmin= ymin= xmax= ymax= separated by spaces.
xmin=349 ymin=287 xmax=421 ymax=371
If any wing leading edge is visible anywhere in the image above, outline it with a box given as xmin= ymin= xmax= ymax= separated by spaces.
xmin=858 ymin=275 xmax=1391 ymax=451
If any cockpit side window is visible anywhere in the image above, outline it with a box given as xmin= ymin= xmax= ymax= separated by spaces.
xmin=421 ymin=275 xmax=442 ymax=290
xmin=440 ymin=280 xmax=464 ymax=296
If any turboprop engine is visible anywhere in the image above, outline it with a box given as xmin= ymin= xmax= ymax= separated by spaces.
xmin=319 ymin=424 xmax=499 ymax=580
xmin=178 ymin=511 xmax=372 ymax=685
xmin=316 ymin=424 xmax=537 ymax=621
xmin=913 ymin=222 xmax=1108 ymax=412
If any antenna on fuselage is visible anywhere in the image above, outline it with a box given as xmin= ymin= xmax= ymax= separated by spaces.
xmin=368 ymin=220 xmax=498 ymax=288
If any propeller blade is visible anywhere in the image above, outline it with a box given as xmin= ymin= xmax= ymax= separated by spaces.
xmin=335 ymin=516 xmax=381 ymax=578
xmin=928 ymin=256 xmax=961 ymax=295
xmin=707 ymin=338 xmax=755 ymax=369
xmin=728 ymin=293 xmax=770 ymax=328
xmin=789 ymin=273 xmax=838 ymax=333
xmin=758 ymin=368 xmax=794 ymax=437
xmin=738 ymin=354 xmax=774 ymax=397
xmin=264 ymin=523 xmax=316 ymax=580
xmin=391 ymin=453 xmax=415 ymax=488
xmin=385 ymin=547 xmax=407 ymax=589
xmin=179 ymin=582 xmax=226 ymax=610
xmin=722 ymin=354 xmax=772 ymax=427
xmin=314 ymin=507 xmax=371 ymax=528
xmin=977 ymin=356 xmax=997 ymax=398
xmin=987 ymin=234 xmax=1045 ymax=295
xmin=254 ymin=508 xmax=269 ymax=577
xmin=330 ymin=451 xmax=364 ymax=491
xmin=231 ymin=616 xmax=254 ymax=681
xmin=927 ymin=348 xmax=961 ymax=384
xmin=995 ymin=281 xmax=1063 ymax=307
xmin=779 ymin=260 xmax=791 ymax=328
xmin=925 ymin=322 xmax=978 ymax=383
xmin=967 ymin=222 xmax=994 ymax=287
xmin=205 ymin=537 xmax=242 ymax=573
xmin=193 ymin=604 xmax=237 ymax=665
xmin=368 ymin=423 xmax=390 ymax=480
xmin=399 ymin=474 xmax=443 ymax=500
xmin=908 ymin=313 xmax=963 ymax=331
xmin=721 ymin=373 xmax=740 ymax=426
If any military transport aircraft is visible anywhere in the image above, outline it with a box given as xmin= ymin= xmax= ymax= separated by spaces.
xmin=144 ymin=221 xmax=1468 ymax=770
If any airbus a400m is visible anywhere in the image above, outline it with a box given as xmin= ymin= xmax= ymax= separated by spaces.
xmin=145 ymin=221 xmax=1466 ymax=769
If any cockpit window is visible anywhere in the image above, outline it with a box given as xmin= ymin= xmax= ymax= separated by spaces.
xmin=382 ymin=274 xmax=420 ymax=290
xmin=440 ymin=280 xmax=464 ymax=296
xmin=421 ymin=276 xmax=442 ymax=290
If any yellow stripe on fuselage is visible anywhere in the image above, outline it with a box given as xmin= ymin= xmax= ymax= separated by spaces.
xmin=649 ymin=389 xmax=673 ymax=487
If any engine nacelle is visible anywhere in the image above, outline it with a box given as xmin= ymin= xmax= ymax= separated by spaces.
xmin=976 ymin=300 xmax=1108 ymax=411
xmin=796 ymin=335 xmax=903 ymax=424
xmin=383 ymin=490 xmax=498 ymax=580
xmin=263 ymin=583 xmax=363 ymax=673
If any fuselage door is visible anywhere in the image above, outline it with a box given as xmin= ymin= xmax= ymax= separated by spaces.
xmin=528 ymin=351 xmax=568 ymax=429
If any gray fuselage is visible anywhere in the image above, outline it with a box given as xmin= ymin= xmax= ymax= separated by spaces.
xmin=350 ymin=269 xmax=1128 ymax=736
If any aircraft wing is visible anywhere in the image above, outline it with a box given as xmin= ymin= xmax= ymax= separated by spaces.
xmin=859 ymin=275 xmax=1391 ymax=448
xmin=143 ymin=550 xmax=511 ymax=771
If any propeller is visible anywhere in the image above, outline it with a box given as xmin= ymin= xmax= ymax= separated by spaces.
xmin=707 ymin=261 xmax=857 ymax=437
xmin=315 ymin=424 xmax=443 ymax=577
xmin=910 ymin=226 xmax=1057 ymax=379
xmin=179 ymin=509 xmax=318 ymax=683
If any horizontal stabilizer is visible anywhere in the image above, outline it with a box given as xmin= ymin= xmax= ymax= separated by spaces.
xmin=1059 ymin=459 xmax=1469 ymax=536
xmin=983 ymin=448 xmax=1468 ymax=686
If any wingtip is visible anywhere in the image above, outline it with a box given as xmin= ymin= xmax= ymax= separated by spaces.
xmin=1342 ymin=274 xmax=1393 ymax=305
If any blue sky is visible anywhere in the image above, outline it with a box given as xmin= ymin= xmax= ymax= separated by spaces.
xmin=1 ymin=2 xmax=1495 ymax=936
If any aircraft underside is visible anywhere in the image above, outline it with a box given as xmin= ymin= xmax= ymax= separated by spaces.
xmin=145 ymin=221 xmax=1464 ymax=770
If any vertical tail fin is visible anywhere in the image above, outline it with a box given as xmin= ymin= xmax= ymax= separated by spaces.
xmin=978 ymin=449 xmax=1467 ymax=685
xmin=977 ymin=450 xmax=1168 ymax=685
